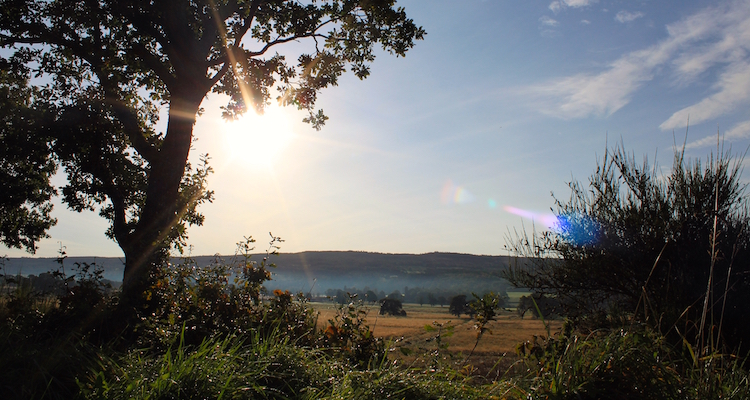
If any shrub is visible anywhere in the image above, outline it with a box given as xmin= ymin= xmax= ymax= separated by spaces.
xmin=322 ymin=296 xmax=385 ymax=368
xmin=142 ymin=235 xmax=316 ymax=347
xmin=505 ymin=144 xmax=750 ymax=349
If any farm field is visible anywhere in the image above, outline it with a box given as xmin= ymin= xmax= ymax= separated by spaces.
xmin=312 ymin=302 xmax=563 ymax=377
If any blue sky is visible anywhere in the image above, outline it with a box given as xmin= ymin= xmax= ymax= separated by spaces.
xmin=5 ymin=0 xmax=750 ymax=258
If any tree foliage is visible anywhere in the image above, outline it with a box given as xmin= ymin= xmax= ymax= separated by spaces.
xmin=379 ymin=297 xmax=405 ymax=316
xmin=0 ymin=0 xmax=424 ymax=311
xmin=0 ymin=52 xmax=57 ymax=252
xmin=448 ymin=294 xmax=471 ymax=317
xmin=505 ymin=144 xmax=750 ymax=348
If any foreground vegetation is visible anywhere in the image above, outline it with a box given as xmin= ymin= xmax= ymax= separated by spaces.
xmin=3 ymin=246 xmax=750 ymax=399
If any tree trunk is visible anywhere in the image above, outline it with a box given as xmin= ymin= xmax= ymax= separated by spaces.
xmin=119 ymin=92 xmax=204 ymax=313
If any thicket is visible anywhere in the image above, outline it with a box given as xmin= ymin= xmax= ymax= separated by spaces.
xmin=506 ymin=143 xmax=750 ymax=351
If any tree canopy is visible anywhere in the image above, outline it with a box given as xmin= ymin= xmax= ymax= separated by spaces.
xmin=505 ymin=144 xmax=750 ymax=349
xmin=0 ymin=0 xmax=424 ymax=311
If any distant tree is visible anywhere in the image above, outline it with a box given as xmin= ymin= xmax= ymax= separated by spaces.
xmin=334 ymin=290 xmax=348 ymax=305
xmin=418 ymin=296 xmax=424 ymax=306
xmin=29 ymin=272 xmax=66 ymax=296
xmin=449 ymin=294 xmax=470 ymax=317
xmin=505 ymin=144 xmax=750 ymax=349
xmin=364 ymin=290 xmax=378 ymax=304
xmin=428 ymin=293 xmax=436 ymax=306
xmin=0 ymin=0 xmax=424 ymax=313
xmin=516 ymin=294 xmax=559 ymax=319
xmin=438 ymin=295 xmax=447 ymax=307
xmin=379 ymin=297 xmax=406 ymax=316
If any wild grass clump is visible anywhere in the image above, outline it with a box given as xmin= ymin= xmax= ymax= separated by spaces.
xmin=324 ymin=366 xmax=487 ymax=400
xmin=495 ymin=321 xmax=750 ymax=400
xmin=80 ymin=325 xmax=486 ymax=400
xmin=508 ymin=323 xmax=682 ymax=399
xmin=80 ymin=329 xmax=332 ymax=399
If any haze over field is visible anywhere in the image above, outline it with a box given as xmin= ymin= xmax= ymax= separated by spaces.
xmin=4 ymin=0 xmax=750 ymax=258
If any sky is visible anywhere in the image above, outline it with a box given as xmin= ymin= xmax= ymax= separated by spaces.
xmin=4 ymin=0 xmax=750 ymax=258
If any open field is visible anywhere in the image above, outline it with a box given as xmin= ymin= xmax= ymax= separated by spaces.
xmin=312 ymin=302 xmax=563 ymax=377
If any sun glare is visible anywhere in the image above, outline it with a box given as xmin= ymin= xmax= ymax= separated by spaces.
xmin=222 ymin=106 xmax=295 ymax=169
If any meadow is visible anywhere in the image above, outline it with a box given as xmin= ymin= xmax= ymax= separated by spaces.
xmin=314 ymin=302 xmax=560 ymax=355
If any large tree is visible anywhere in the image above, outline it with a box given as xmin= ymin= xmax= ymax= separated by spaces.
xmin=0 ymin=0 xmax=424 ymax=311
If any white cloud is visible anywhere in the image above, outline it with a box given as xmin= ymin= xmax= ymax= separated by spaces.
xmin=661 ymin=60 xmax=750 ymax=130
xmin=539 ymin=16 xmax=559 ymax=27
xmin=615 ymin=10 xmax=644 ymax=23
xmin=525 ymin=38 xmax=675 ymax=119
xmin=549 ymin=0 xmax=597 ymax=13
xmin=564 ymin=0 xmax=597 ymax=8
xmin=581 ymin=19 xmax=591 ymax=25
xmin=685 ymin=119 xmax=750 ymax=149
xmin=522 ymin=1 xmax=750 ymax=123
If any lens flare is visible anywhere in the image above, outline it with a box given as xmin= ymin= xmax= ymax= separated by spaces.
xmin=555 ymin=213 xmax=601 ymax=245
xmin=503 ymin=206 xmax=558 ymax=228
xmin=441 ymin=179 xmax=475 ymax=204
xmin=504 ymin=206 xmax=602 ymax=245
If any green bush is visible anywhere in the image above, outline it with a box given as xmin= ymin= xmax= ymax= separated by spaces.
xmin=142 ymin=236 xmax=316 ymax=347
xmin=506 ymin=144 xmax=750 ymax=350
xmin=321 ymin=296 xmax=386 ymax=368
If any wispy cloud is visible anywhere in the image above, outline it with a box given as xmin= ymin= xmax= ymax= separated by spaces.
xmin=661 ymin=60 xmax=750 ymax=130
xmin=539 ymin=16 xmax=559 ymax=27
xmin=581 ymin=19 xmax=591 ymax=25
xmin=522 ymin=1 xmax=750 ymax=123
xmin=685 ymin=119 xmax=750 ymax=149
xmin=615 ymin=10 xmax=644 ymax=23
xmin=524 ymin=43 xmax=672 ymax=119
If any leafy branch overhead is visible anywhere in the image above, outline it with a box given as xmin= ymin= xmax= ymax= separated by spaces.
xmin=0 ymin=0 xmax=424 ymax=311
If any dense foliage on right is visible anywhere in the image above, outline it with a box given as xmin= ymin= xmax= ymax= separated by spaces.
xmin=505 ymin=143 xmax=750 ymax=351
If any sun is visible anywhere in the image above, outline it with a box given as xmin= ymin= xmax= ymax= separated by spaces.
xmin=222 ymin=105 xmax=295 ymax=170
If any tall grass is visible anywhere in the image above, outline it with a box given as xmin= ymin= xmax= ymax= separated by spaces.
xmin=80 ymin=326 xmax=489 ymax=400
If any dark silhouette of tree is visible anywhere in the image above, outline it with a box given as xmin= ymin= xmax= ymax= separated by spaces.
xmin=0 ymin=1 xmax=424 ymax=312
xmin=379 ymin=297 xmax=406 ymax=316
xmin=364 ymin=290 xmax=378 ymax=304
xmin=505 ymin=144 xmax=750 ymax=348
xmin=449 ymin=294 xmax=470 ymax=317
xmin=0 ymin=56 xmax=56 ymax=252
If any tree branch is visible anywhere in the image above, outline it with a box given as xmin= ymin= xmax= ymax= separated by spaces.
xmin=207 ymin=61 xmax=230 ymax=88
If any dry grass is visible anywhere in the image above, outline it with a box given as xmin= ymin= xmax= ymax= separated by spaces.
xmin=314 ymin=302 xmax=561 ymax=353
xmin=312 ymin=301 xmax=563 ymax=378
